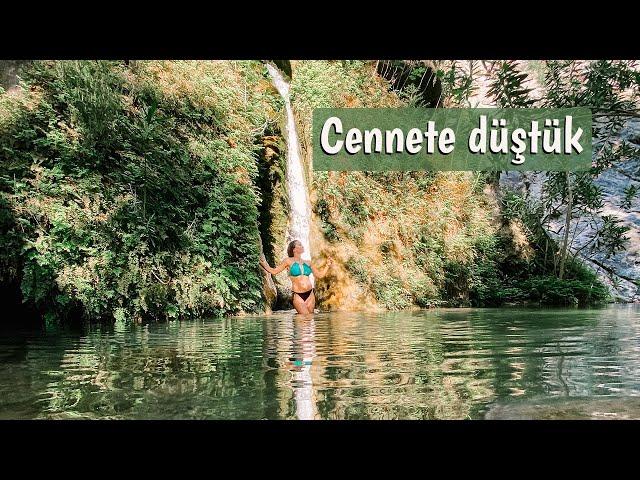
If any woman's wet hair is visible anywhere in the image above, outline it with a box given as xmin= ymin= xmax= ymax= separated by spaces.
xmin=287 ymin=240 xmax=299 ymax=257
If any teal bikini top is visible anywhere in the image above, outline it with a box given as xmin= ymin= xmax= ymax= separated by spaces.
xmin=289 ymin=261 xmax=312 ymax=277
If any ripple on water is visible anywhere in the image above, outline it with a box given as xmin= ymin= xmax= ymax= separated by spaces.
xmin=0 ymin=305 xmax=639 ymax=419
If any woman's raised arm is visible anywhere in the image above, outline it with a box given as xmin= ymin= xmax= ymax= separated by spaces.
xmin=260 ymin=258 xmax=289 ymax=275
xmin=311 ymin=258 xmax=333 ymax=279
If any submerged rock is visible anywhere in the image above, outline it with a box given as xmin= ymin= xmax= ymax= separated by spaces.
xmin=485 ymin=396 xmax=640 ymax=420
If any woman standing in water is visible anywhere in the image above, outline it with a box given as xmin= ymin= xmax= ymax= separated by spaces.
xmin=259 ymin=240 xmax=333 ymax=314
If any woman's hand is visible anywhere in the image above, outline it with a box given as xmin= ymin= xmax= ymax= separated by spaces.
xmin=318 ymin=258 xmax=334 ymax=278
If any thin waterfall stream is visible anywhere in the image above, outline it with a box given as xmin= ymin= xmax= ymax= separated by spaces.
xmin=266 ymin=63 xmax=313 ymax=276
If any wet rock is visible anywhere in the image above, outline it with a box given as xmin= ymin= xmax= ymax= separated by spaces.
xmin=259 ymin=246 xmax=278 ymax=312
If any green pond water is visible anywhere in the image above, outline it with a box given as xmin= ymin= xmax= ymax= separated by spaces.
xmin=1 ymin=305 xmax=639 ymax=420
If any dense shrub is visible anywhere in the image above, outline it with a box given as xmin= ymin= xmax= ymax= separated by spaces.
xmin=0 ymin=60 xmax=280 ymax=323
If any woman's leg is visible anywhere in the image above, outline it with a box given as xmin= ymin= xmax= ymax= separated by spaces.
xmin=292 ymin=292 xmax=310 ymax=314
xmin=304 ymin=290 xmax=315 ymax=313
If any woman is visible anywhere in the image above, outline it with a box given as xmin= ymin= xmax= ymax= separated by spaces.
xmin=259 ymin=240 xmax=333 ymax=314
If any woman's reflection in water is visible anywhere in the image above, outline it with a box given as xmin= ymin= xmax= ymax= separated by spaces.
xmin=290 ymin=314 xmax=317 ymax=420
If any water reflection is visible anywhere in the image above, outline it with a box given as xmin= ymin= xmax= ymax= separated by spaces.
xmin=264 ymin=313 xmax=318 ymax=419
xmin=290 ymin=316 xmax=317 ymax=420
xmin=0 ymin=305 xmax=639 ymax=419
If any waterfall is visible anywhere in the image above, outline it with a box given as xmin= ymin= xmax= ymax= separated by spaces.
xmin=266 ymin=63 xmax=313 ymax=268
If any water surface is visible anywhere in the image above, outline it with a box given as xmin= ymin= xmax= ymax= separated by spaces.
xmin=1 ymin=305 xmax=639 ymax=419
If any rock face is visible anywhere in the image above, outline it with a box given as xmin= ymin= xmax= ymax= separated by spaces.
xmin=500 ymin=119 xmax=640 ymax=302
xmin=584 ymin=120 xmax=640 ymax=301
xmin=259 ymin=251 xmax=278 ymax=312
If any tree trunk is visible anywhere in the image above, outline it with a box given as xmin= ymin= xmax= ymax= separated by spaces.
xmin=558 ymin=172 xmax=573 ymax=280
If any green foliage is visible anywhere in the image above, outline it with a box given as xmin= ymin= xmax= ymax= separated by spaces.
xmin=467 ymin=235 xmax=503 ymax=306
xmin=291 ymin=60 xmax=402 ymax=116
xmin=314 ymin=197 xmax=339 ymax=242
xmin=540 ymin=61 xmax=640 ymax=273
xmin=593 ymin=215 xmax=630 ymax=259
xmin=474 ymin=257 xmax=609 ymax=307
xmin=2 ymin=59 xmax=627 ymax=323
xmin=461 ymin=225 xmax=610 ymax=306
xmin=501 ymin=189 xmax=533 ymax=222
xmin=488 ymin=60 xmax=536 ymax=108
xmin=375 ymin=60 xmax=443 ymax=107
xmin=435 ymin=61 xmax=480 ymax=107
xmin=516 ymin=271 xmax=610 ymax=306
xmin=345 ymin=256 xmax=369 ymax=284
xmin=397 ymin=84 xmax=423 ymax=107
xmin=452 ymin=184 xmax=613 ymax=307
xmin=0 ymin=60 xmax=279 ymax=323
xmin=410 ymin=276 xmax=440 ymax=308
xmin=370 ymin=276 xmax=414 ymax=310
xmin=621 ymin=184 xmax=639 ymax=210
xmin=314 ymin=60 xmax=632 ymax=308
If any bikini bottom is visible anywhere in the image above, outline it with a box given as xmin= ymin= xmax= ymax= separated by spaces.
xmin=293 ymin=289 xmax=314 ymax=301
